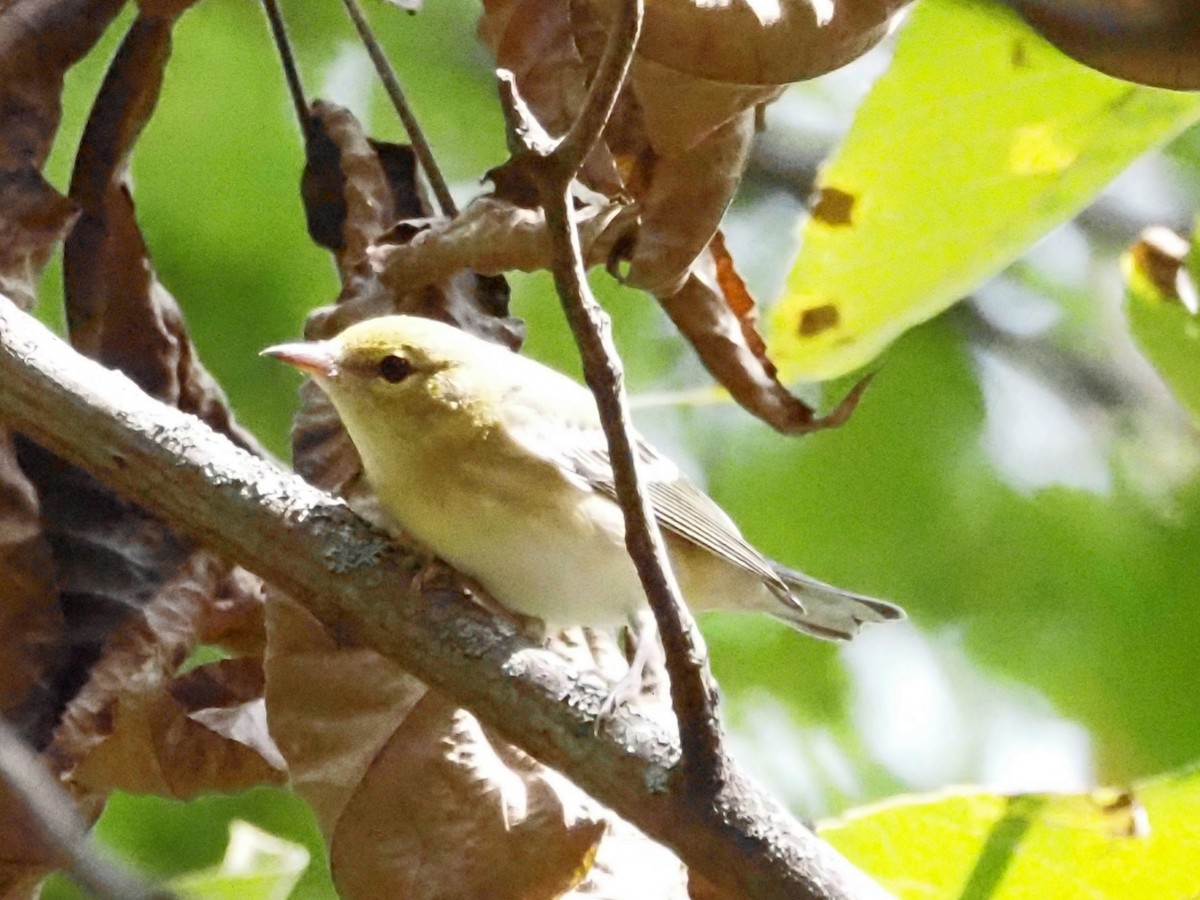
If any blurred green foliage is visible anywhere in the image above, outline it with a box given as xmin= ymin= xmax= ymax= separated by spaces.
xmin=32 ymin=0 xmax=1200 ymax=892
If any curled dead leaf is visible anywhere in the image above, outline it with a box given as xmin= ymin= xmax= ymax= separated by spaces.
xmin=0 ymin=172 xmax=78 ymax=309
xmin=7 ymin=10 xmax=271 ymax=776
xmin=482 ymin=0 xmax=625 ymax=194
xmin=482 ymin=0 xmax=789 ymax=314
xmin=659 ymin=233 xmax=872 ymax=433
xmin=63 ymin=12 xmax=265 ymax=455
xmin=15 ymin=439 xmax=195 ymax=748
xmin=47 ymin=550 xmax=280 ymax=808
xmin=0 ymin=0 xmax=126 ymax=169
xmin=302 ymin=101 xmax=429 ymax=280
xmin=263 ymin=592 xmax=430 ymax=834
xmin=372 ymin=195 xmax=632 ymax=297
xmin=604 ymin=0 xmax=910 ymax=86
xmin=624 ymin=110 xmax=757 ymax=295
xmin=67 ymin=657 xmax=283 ymax=801
xmin=0 ymin=0 xmax=114 ymax=306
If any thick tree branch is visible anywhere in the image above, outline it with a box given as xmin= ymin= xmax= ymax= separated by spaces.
xmin=0 ymin=298 xmax=886 ymax=899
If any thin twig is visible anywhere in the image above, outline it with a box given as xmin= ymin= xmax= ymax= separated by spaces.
xmin=0 ymin=718 xmax=169 ymax=900
xmin=260 ymin=0 xmax=310 ymax=135
xmin=0 ymin=295 xmax=886 ymax=899
xmin=542 ymin=189 xmax=726 ymax=782
xmin=337 ymin=0 xmax=458 ymax=217
xmin=498 ymin=0 xmax=726 ymax=787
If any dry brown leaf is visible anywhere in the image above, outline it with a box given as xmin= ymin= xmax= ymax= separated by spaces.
xmin=659 ymin=234 xmax=871 ymax=433
xmin=63 ymin=10 xmax=264 ymax=456
xmin=264 ymin=592 xmax=430 ymax=833
xmin=330 ymin=696 xmax=606 ymax=899
xmin=482 ymin=0 xmax=624 ymax=194
xmin=67 ymin=657 xmax=283 ymax=801
xmin=0 ymin=172 xmax=78 ymax=310
xmin=297 ymin=103 xmax=524 ymax=349
xmin=477 ymin=1 xmax=762 ymax=313
xmin=0 ymin=0 xmax=126 ymax=167
xmin=0 ymin=0 xmax=122 ymax=307
xmin=624 ymin=110 xmax=756 ymax=296
xmin=14 ymin=8 xmax=270 ymax=776
xmin=48 ymin=551 xmax=281 ymax=808
xmin=482 ymin=0 xmax=585 ymax=140
xmin=301 ymin=101 xmax=428 ymax=279
xmin=371 ymin=195 xmax=633 ymax=298
xmin=0 ymin=432 xmax=62 ymax=748
xmin=478 ymin=0 xmax=889 ymax=432
xmin=0 ymin=10 xmax=193 ymax=890
xmin=617 ymin=0 xmax=909 ymax=86
xmin=14 ymin=439 xmax=195 ymax=741
xmin=3 ymin=552 xmax=277 ymax=893
xmin=1005 ymin=0 xmax=1200 ymax=90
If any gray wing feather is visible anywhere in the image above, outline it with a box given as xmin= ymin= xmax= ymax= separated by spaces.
xmin=565 ymin=440 xmax=788 ymax=593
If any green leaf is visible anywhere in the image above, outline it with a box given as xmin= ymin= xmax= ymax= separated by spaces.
xmin=169 ymin=821 xmax=309 ymax=900
xmin=770 ymin=0 xmax=1200 ymax=381
xmin=820 ymin=766 xmax=1200 ymax=898
xmin=1124 ymin=229 xmax=1200 ymax=424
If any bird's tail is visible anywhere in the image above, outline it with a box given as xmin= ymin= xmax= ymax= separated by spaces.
xmin=769 ymin=564 xmax=905 ymax=641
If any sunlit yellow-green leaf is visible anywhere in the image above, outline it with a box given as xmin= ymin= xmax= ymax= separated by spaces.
xmin=819 ymin=767 xmax=1200 ymax=898
xmin=771 ymin=0 xmax=1200 ymax=381
xmin=1124 ymin=228 xmax=1200 ymax=424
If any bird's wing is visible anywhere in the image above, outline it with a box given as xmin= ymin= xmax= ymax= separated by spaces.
xmin=574 ymin=441 xmax=786 ymax=590
xmin=500 ymin=387 xmax=785 ymax=590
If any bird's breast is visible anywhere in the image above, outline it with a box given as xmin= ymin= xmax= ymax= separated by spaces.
xmin=362 ymin=427 xmax=647 ymax=627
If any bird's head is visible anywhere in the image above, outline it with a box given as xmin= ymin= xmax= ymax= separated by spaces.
xmin=262 ymin=315 xmax=498 ymax=433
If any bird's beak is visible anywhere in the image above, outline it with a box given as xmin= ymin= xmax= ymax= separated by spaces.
xmin=260 ymin=341 xmax=338 ymax=378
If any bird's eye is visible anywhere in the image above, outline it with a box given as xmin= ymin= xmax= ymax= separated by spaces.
xmin=378 ymin=354 xmax=412 ymax=383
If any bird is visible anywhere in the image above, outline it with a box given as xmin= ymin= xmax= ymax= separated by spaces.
xmin=262 ymin=315 xmax=904 ymax=642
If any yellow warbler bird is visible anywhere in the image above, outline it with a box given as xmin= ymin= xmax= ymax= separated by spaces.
xmin=263 ymin=315 xmax=903 ymax=639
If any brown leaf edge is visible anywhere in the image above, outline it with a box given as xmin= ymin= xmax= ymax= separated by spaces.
xmin=658 ymin=232 xmax=872 ymax=433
